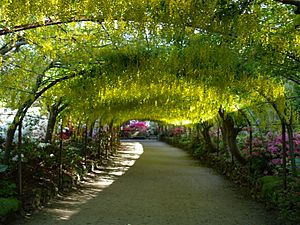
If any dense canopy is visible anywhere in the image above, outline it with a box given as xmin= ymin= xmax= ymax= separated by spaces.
xmin=0 ymin=0 xmax=299 ymax=125
xmin=1 ymin=3 xmax=300 ymax=222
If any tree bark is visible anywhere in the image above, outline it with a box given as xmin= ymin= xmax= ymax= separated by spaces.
xmin=45 ymin=99 xmax=67 ymax=143
xmin=109 ymin=119 xmax=114 ymax=154
xmin=97 ymin=125 xmax=103 ymax=160
xmin=17 ymin=121 xmax=22 ymax=198
xmin=3 ymin=100 xmax=32 ymax=164
xmin=267 ymin=99 xmax=297 ymax=179
xmin=84 ymin=124 xmax=88 ymax=166
xmin=0 ymin=16 xmax=104 ymax=36
xmin=239 ymin=109 xmax=253 ymax=158
xmin=89 ymin=120 xmax=96 ymax=138
xmin=286 ymin=123 xmax=297 ymax=177
xmin=282 ymin=122 xmax=287 ymax=190
xmin=219 ymin=108 xmax=247 ymax=165
xmin=45 ymin=112 xmax=57 ymax=143
xmin=0 ymin=37 xmax=27 ymax=55
xmin=59 ymin=119 xmax=63 ymax=188
xmin=199 ymin=122 xmax=217 ymax=153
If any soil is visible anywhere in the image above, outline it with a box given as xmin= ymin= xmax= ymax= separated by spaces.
xmin=11 ymin=140 xmax=282 ymax=225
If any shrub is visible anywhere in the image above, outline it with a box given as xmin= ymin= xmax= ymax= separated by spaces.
xmin=258 ymin=176 xmax=283 ymax=199
xmin=0 ymin=198 xmax=19 ymax=217
xmin=258 ymin=176 xmax=300 ymax=223
xmin=0 ymin=179 xmax=16 ymax=198
xmin=240 ymin=132 xmax=300 ymax=176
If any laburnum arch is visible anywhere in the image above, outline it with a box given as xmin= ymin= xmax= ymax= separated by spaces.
xmin=0 ymin=0 xmax=299 ymax=165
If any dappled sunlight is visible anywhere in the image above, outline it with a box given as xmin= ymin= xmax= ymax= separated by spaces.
xmin=47 ymin=208 xmax=80 ymax=221
xmin=33 ymin=142 xmax=144 ymax=222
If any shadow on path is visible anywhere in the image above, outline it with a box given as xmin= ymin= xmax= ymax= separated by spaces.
xmin=13 ymin=140 xmax=281 ymax=225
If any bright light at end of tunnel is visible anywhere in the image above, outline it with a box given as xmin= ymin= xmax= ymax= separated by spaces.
xmin=171 ymin=120 xmax=193 ymax=126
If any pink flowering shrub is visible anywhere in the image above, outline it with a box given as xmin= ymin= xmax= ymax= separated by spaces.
xmin=168 ymin=127 xmax=185 ymax=137
xmin=240 ymin=131 xmax=300 ymax=176
xmin=267 ymin=132 xmax=300 ymax=161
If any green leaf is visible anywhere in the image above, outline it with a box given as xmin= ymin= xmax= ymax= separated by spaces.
xmin=0 ymin=164 xmax=8 ymax=173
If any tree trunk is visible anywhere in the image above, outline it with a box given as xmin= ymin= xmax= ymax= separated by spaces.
xmin=286 ymin=123 xmax=297 ymax=177
xmin=219 ymin=108 xmax=247 ymax=165
xmin=4 ymin=124 xmax=18 ymax=164
xmin=84 ymin=124 xmax=88 ymax=166
xmin=282 ymin=122 xmax=287 ymax=190
xmin=89 ymin=120 xmax=96 ymax=138
xmin=220 ymin=124 xmax=229 ymax=153
xmin=226 ymin=124 xmax=246 ymax=165
xmin=45 ymin=112 xmax=58 ymax=143
xmin=59 ymin=119 xmax=63 ymax=188
xmin=97 ymin=126 xmax=103 ymax=160
xmin=199 ymin=122 xmax=217 ymax=153
xmin=109 ymin=119 xmax=114 ymax=154
xmin=45 ymin=99 xmax=67 ymax=143
xmin=4 ymin=101 xmax=32 ymax=164
xmin=268 ymin=100 xmax=296 ymax=181
xmin=239 ymin=109 xmax=253 ymax=170
xmin=195 ymin=123 xmax=201 ymax=140
xmin=4 ymin=64 xmax=76 ymax=164
xmin=17 ymin=121 xmax=23 ymax=198
xmin=75 ymin=121 xmax=82 ymax=142
xmin=217 ymin=127 xmax=220 ymax=153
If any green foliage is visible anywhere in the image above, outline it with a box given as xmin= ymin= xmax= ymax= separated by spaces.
xmin=259 ymin=176 xmax=283 ymax=199
xmin=62 ymin=143 xmax=85 ymax=175
xmin=0 ymin=198 xmax=19 ymax=217
xmin=2 ymin=1 xmax=300 ymax=222
xmin=276 ymin=188 xmax=300 ymax=223
xmin=162 ymin=134 xmax=208 ymax=159
xmin=0 ymin=0 xmax=293 ymax=129
xmin=189 ymin=140 xmax=207 ymax=159
xmin=0 ymin=179 xmax=16 ymax=197
xmin=0 ymin=164 xmax=8 ymax=173
xmin=258 ymin=176 xmax=300 ymax=223
xmin=19 ymin=140 xmax=54 ymax=163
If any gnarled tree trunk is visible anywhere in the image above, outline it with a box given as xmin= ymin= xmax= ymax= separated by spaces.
xmin=4 ymin=100 xmax=32 ymax=164
xmin=45 ymin=99 xmax=67 ymax=143
xmin=199 ymin=122 xmax=217 ymax=153
xmin=219 ymin=108 xmax=247 ymax=165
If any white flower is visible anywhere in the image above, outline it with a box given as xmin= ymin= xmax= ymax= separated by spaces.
xmin=38 ymin=142 xmax=50 ymax=148
xmin=12 ymin=154 xmax=24 ymax=161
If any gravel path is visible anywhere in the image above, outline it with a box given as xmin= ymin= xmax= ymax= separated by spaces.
xmin=14 ymin=140 xmax=280 ymax=225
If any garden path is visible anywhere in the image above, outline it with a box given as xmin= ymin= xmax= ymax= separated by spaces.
xmin=14 ymin=140 xmax=280 ymax=225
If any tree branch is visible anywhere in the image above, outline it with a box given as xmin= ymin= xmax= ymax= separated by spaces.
xmin=0 ymin=16 xmax=103 ymax=36
xmin=0 ymin=37 xmax=27 ymax=55
xmin=35 ymin=72 xmax=77 ymax=100
xmin=100 ymin=22 xmax=119 ymax=50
